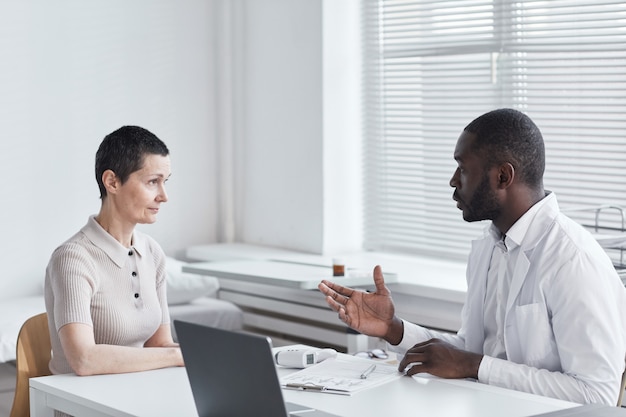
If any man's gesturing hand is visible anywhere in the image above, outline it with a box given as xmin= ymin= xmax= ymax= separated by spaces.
xmin=318 ymin=265 xmax=403 ymax=344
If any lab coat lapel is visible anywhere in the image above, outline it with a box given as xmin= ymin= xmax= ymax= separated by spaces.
xmin=464 ymin=235 xmax=493 ymax=353
xmin=505 ymin=194 xmax=559 ymax=313
xmin=506 ymin=250 xmax=530 ymax=313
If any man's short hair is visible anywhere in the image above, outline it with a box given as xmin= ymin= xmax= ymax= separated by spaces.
xmin=464 ymin=108 xmax=545 ymax=188
xmin=95 ymin=126 xmax=169 ymax=199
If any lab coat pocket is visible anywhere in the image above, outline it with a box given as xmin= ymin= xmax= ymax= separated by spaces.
xmin=515 ymin=303 xmax=558 ymax=369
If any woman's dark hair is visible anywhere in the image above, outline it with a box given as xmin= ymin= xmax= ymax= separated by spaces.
xmin=464 ymin=108 xmax=545 ymax=188
xmin=95 ymin=126 xmax=169 ymax=199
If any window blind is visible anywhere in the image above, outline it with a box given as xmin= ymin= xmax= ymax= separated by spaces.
xmin=363 ymin=0 xmax=626 ymax=263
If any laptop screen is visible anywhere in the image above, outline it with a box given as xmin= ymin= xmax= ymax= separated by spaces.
xmin=175 ymin=320 xmax=291 ymax=417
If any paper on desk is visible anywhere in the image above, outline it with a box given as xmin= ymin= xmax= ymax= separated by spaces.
xmin=280 ymin=357 xmax=401 ymax=395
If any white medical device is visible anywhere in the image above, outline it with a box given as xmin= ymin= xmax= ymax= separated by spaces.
xmin=274 ymin=348 xmax=337 ymax=368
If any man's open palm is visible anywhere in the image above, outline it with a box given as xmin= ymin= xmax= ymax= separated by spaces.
xmin=318 ymin=265 xmax=395 ymax=339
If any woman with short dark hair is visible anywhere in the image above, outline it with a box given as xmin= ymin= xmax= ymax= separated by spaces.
xmin=45 ymin=126 xmax=183 ymax=378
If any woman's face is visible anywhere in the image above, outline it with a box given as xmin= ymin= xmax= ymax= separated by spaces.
xmin=115 ymin=153 xmax=171 ymax=225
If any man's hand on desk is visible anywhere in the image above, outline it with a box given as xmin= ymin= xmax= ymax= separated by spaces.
xmin=318 ymin=265 xmax=405 ymax=345
xmin=399 ymin=338 xmax=483 ymax=379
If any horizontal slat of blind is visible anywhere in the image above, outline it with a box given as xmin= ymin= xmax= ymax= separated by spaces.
xmin=363 ymin=0 xmax=626 ymax=261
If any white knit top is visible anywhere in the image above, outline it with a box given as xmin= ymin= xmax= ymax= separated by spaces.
xmin=44 ymin=216 xmax=170 ymax=375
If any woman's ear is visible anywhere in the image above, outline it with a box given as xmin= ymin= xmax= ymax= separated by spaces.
xmin=101 ymin=170 xmax=120 ymax=195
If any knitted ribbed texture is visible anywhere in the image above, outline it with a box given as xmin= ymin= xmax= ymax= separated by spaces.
xmin=44 ymin=216 xmax=169 ymax=375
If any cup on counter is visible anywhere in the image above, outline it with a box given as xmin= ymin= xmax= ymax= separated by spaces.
xmin=332 ymin=258 xmax=345 ymax=277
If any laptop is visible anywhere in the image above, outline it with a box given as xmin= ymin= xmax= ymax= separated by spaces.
xmin=174 ymin=320 xmax=340 ymax=417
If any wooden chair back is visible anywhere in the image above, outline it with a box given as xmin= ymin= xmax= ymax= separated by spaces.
xmin=9 ymin=312 xmax=52 ymax=417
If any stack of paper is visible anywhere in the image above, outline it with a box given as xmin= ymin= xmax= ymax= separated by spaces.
xmin=280 ymin=356 xmax=401 ymax=395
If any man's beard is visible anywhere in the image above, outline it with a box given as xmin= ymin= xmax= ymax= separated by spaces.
xmin=462 ymin=173 xmax=501 ymax=223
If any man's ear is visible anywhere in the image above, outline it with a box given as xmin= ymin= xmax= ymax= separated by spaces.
xmin=497 ymin=163 xmax=515 ymax=189
xmin=102 ymin=170 xmax=120 ymax=195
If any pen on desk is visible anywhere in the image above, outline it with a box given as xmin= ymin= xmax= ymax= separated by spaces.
xmin=286 ymin=383 xmax=325 ymax=391
xmin=360 ymin=364 xmax=376 ymax=379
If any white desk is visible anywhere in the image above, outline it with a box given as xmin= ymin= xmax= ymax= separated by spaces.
xmin=30 ymin=349 xmax=580 ymax=417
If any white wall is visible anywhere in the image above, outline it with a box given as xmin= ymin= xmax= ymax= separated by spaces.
xmin=235 ymin=0 xmax=325 ymax=252
xmin=322 ymin=0 xmax=362 ymax=255
xmin=0 ymin=1 xmax=219 ymax=300
xmin=0 ymin=0 xmax=362 ymax=300
xmin=228 ymin=0 xmax=362 ymax=255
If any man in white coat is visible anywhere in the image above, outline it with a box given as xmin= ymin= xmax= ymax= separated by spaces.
xmin=319 ymin=108 xmax=626 ymax=406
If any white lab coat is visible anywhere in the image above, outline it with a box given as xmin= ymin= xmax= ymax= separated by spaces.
xmin=395 ymin=193 xmax=626 ymax=405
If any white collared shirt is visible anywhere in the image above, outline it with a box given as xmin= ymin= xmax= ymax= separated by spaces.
xmin=482 ymin=195 xmax=550 ymax=359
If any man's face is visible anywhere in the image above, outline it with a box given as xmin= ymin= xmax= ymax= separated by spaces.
xmin=449 ymin=132 xmax=501 ymax=222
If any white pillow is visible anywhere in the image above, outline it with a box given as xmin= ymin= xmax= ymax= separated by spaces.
xmin=165 ymin=257 xmax=220 ymax=305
